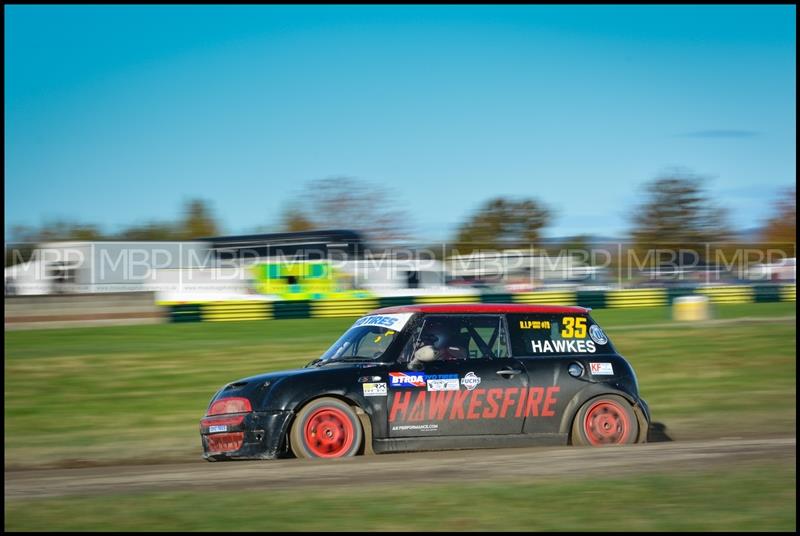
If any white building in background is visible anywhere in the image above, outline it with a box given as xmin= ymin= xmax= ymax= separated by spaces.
xmin=746 ymin=257 xmax=796 ymax=282
xmin=4 ymin=241 xmax=220 ymax=296
xmin=3 ymin=231 xmax=453 ymax=300
xmin=446 ymin=250 xmax=603 ymax=290
xmin=4 ymin=243 xmax=456 ymax=300
xmin=341 ymin=257 xmax=452 ymax=297
xmin=5 ymin=233 xmax=628 ymax=299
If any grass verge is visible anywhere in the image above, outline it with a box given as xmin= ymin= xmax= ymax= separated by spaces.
xmin=4 ymin=461 xmax=795 ymax=531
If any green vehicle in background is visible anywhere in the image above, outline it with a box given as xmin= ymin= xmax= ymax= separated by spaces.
xmin=251 ymin=260 xmax=373 ymax=301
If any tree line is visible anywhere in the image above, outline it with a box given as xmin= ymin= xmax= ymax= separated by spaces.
xmin=5 ymin=172 xmax=796 ymax=267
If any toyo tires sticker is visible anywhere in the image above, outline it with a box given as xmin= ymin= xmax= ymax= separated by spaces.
xmin=351 ymin=313 xmax=413 ymax=331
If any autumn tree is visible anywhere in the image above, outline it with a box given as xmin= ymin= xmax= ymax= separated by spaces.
xmin=630 ymin=172 xmax=730 ymax=251
xmin=116 ymin=221 xmax=180 ymax=241
xmin=283 ymin=177 xmax=410 ymax=243
xmin=279 ymin=205 xmax=316 ymax=232
xmin=762 ymin=187 xmax=796 ymax=245
xmin=177 ymin=199 xmax=220 ymax=239
xmin=453 ymin=197 xmax=552 ymax=253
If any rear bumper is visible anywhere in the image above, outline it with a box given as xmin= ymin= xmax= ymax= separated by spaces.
xmin=200 ymin=410 xmax=293 ymax=461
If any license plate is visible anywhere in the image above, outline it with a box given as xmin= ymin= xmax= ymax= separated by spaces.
xmin=209 ymin=425 xmax=227 ymax=433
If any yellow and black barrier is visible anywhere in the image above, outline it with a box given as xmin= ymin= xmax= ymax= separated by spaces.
xmin=311 ymin=299 xmax=380 ymax=318
xmin=159 ymin=283 xmax=795 ymax=323
xmin=606 ymin=288 xmax=668 ymax=308
xmin=696 ymin=285 xmax=754 ymax=304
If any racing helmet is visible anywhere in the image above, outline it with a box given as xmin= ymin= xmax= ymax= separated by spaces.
xmin=420 ymin=319 xmax=458 ymax=351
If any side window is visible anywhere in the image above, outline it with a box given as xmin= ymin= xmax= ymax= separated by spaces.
xmin=507 ymin=314 xmax=611 ymax=356
xmin=416 ymin=315 xmax=507 ymax=360
xmin=354 ymin=326 xmax=399 ymax=358
xmin=468 ymin=324 xmax=509 ymax=358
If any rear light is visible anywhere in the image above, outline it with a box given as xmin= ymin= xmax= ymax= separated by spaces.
xmin=208 ymin=397 xmax=252 ymax=416
xmin=206 ymin=432 xmax=245 ymax=453
xmin=201 ymin=415 xmax=245 ymax=428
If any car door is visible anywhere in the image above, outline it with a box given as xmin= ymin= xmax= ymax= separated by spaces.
xmin=506 ymin=312 xmax=604 ymax=434
xmin=386 ymin=314 xmax=529 ymax=438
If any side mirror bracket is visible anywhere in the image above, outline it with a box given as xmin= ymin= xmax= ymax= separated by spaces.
xmin=408 ymin=359 xmax=424 ymax=371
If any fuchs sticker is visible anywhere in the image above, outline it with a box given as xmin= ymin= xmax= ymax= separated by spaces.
xmin=362 ymin=382 xmax=388 ymax=397
xmin=426 ymin=374 xmax=460 ymax=392
xmin=389 ymin=372 xmax=427 ymax=388
xmin=590 ymin=362 xmax=614 ymax=375
xmin=208 ymin=425 xmax=227 ymax=433
xmin=461 ymin=372 xmax=482 ymax=391
xmin=351 ymin=313 xmax=413 ymax=331
xmin=589 ymin=325 xmax=609 ymax=345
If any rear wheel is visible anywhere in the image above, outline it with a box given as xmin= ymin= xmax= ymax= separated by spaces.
xmin=290 ymin=397 xmax=363 ymax=459
xmin=571 ymin=395 xmax=639 ymax=446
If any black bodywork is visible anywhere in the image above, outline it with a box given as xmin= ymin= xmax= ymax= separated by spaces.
xmin=200 ymin=310 xmax=650 ymax=460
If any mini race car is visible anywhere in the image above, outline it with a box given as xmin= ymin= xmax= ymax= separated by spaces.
xmin=200 ymin=304 xmax=650 ymax=460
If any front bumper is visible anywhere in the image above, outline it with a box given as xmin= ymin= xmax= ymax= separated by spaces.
xmin=200 ymin=410 xmax=293 ymax=461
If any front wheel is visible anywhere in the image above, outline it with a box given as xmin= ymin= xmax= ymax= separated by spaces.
xmin=290 ymin=397 xmax=363 ymax=459
xmin=571 ymin=395 xmax=639 ymax=446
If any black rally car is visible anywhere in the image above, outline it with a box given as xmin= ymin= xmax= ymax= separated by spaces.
xmin=200 ymin=304 xmax=650 ymax=460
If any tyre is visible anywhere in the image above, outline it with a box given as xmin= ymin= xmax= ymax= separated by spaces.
xmin=290 ymin=397 xmax=363 ymax=459
xmin=571 ymin=395 xmax=639 ymax=446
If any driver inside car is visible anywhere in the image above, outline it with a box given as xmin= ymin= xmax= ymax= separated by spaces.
xmin=417 ymin=319 xmax=468 ymax=361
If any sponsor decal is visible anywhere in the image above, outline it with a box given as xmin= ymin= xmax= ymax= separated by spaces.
xmin=389 ymin=386 xmax=560 ymax=422
xmin=460 ymin=372 xmax=482 ymax=391
xmin=362 ymin=382 xmax=388 ymax=397
xmin=560 ymin=316 xmax=587 ymax=338
xmin=426 ymin=374 xmax=460 ymax=392
xmin=351 ymin=313 xmax=413 ymax=331
xmin=589 ymin=325 xmax=608 ymax=345
xmin=589 ymin=362 xmax=614 ymax=375
xmin=389 ymin=372 xmax=427 ymax=388
xmin=519 ymin=320 xmax=551 ymax=329
xmin=391 ymin=423 xmax=439 ymax=432
xmin=531 ymin=339 xmax=596 ymax=353
xmin=208 ymin=425 xmax=227 ymax=433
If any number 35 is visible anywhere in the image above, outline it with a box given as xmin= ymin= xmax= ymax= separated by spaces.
xmin=561 ymin=317 xmax=587 ymax=338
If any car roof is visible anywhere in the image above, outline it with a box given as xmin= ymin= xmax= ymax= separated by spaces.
xmin=370 ymin=303 xmax=590 ymax=315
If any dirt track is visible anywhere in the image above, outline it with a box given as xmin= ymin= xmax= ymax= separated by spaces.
xmin=5 ymin=437 xmax=795 ymax=500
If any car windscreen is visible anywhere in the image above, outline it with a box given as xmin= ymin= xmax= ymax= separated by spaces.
xmin=318 ymin=313 xmax=414 ymax=362
xmin=506 ymin=313 xmax=614 ymax=357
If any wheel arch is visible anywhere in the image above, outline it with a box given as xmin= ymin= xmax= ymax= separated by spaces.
xmin=287 ymin=393 xmax=375 ymax=456
xmin=560 ymin=386 xmax=648 ymax=444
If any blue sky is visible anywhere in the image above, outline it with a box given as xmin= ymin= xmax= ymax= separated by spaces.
xmin=4 ymin=5 xmax=796 ymax=240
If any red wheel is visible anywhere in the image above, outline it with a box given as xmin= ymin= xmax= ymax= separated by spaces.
xmin=571 ymin=395 xmax=639 ymax=447
xmin=290 ymin=397 xmax=363 ymax=459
